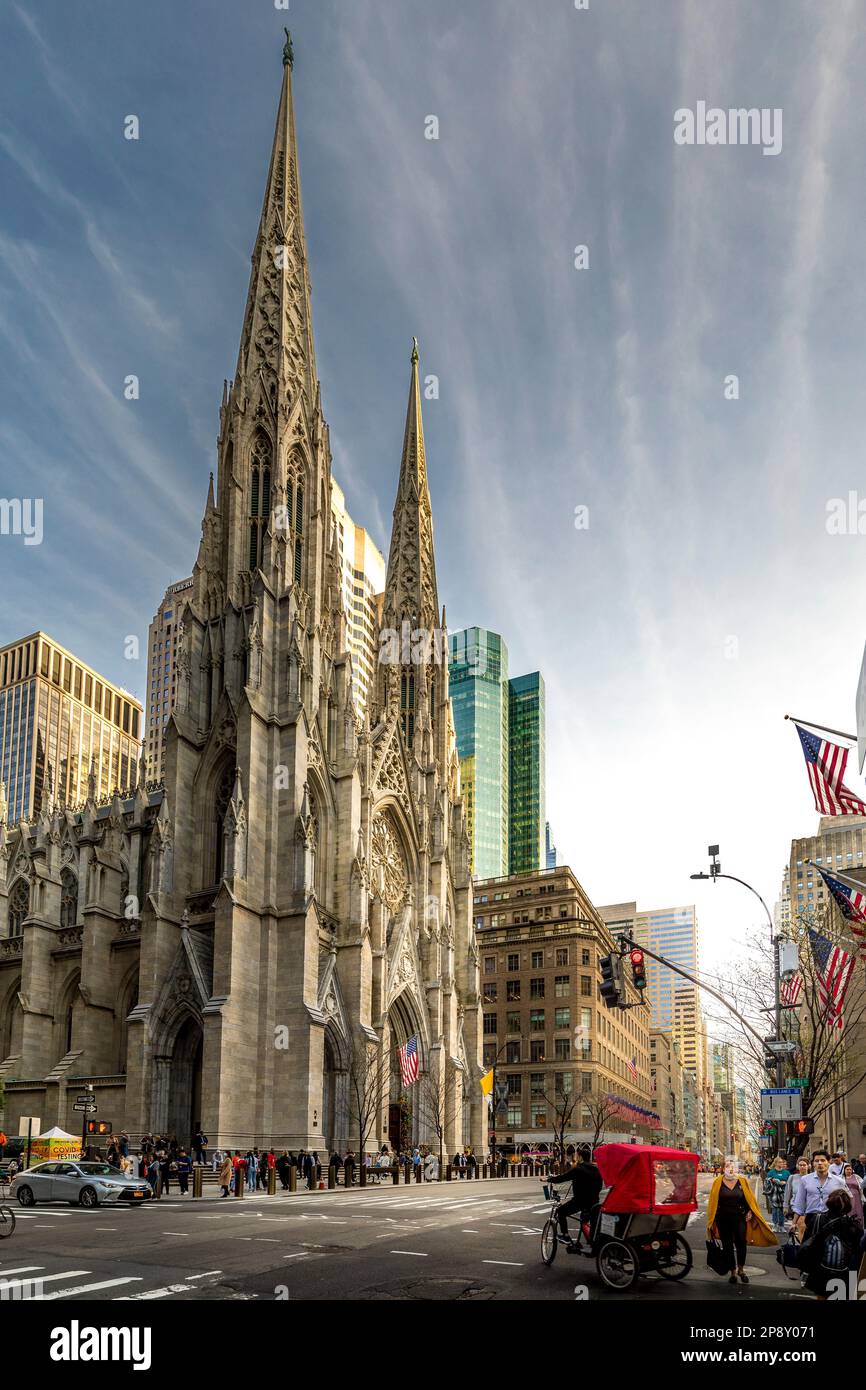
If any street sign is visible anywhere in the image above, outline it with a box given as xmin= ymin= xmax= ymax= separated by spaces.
xmin=761 ymin=1088 xmax=803 ymax=1121
xmin=76 ymin=1094 xmax=95 ymax=1105
xmin=73 ymin=1102 xmax=97 ymax=1114
xmin=788 ymin=1077 xmax=809 ymax=1088
xmin=18 ymin=1116 xmax=41 ymax=1137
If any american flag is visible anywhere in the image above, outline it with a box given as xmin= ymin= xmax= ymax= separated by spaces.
xmin=627 ymin=1055 xmax=638 ymax=1079
xmin=397 ymin=1035 xmax=420 ymax=1087
xmin=780 ymin=974 xmax=803 ymax=1008
xmin=795 ymin=724 xmax=866 ymax=817
xmin=808 ymin=927 xmax=855 ymax=1030
xmin=815 ymin=866 xmax=866 ymax=955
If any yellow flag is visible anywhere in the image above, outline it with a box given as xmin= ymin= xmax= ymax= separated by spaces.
xmin=480 ymin=1068 xmax=494 ymax=1097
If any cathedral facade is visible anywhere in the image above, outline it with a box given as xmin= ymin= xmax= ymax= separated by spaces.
xmin=0 ymin=42 xmax=484 ymax=1157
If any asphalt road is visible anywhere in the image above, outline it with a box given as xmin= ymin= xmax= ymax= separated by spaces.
xmin=0 ymin=1174 xmax=805 ymax=1302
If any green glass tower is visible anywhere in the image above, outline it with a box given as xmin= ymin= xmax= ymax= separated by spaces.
xmin=508 ymin=671 xmax=546 ymax=875
xmin=448 ymin=628 xmax=509 ymax=878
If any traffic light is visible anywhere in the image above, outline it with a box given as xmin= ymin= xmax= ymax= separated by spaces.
xmin=599 ymin=953 xmax=625 ymax=1009
xmin=86 ymin=1120 xmax=112 ymax=1136
xmin=793 ymin=1119 xmax=814 ymax=1138
xmin=629 ymin=947 xmax=647 ymax=992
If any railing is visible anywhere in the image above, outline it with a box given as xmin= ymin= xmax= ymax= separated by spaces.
xmin=0 ymin=936 xmax=23 ymax=957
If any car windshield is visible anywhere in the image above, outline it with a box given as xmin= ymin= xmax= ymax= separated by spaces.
xmin=77 ymin=1164 xmax=120 ymax=1176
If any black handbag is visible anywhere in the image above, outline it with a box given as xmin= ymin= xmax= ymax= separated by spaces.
xmin=776 ymin=1232 xmax=802 ymax=1277
xmin=706 ymin=1238 xmax=729 ymax=1275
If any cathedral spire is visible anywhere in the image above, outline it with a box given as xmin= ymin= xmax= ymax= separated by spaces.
xmin=382 ymin=339 xmax=440 ymax=633
xmin=233 ymin=35 xmax=317 ymax=418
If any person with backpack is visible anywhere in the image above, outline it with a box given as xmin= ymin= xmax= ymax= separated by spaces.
xmin=800 ymin=1188 xmax=862 ymax=1299
xmin=764 ymin=1155 xmax=790 ymax=1234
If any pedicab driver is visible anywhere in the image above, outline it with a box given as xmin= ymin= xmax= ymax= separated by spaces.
xmin=544 ymin=1143 xmax=603 ymax=1251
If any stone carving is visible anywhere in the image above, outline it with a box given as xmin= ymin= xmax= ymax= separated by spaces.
xmin=371 ymin=814 xmax=408 ymax=913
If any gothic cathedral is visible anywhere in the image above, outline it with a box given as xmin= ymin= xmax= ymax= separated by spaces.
xmin=0 ymin=43 xmax=484 ymax=1157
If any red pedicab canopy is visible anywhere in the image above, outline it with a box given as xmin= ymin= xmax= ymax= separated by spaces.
xmin=594 ymin=1144 xmax=699 ymax=1214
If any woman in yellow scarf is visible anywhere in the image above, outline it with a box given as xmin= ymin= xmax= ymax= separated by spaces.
xmin=707 ymin=1159 xmax=777 ymax=1284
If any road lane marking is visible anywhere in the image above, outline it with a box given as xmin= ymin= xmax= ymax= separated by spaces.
xmin=0 ymin=1266 xmax=44 ymax=1276
xmin=283 ymin=1252 xmax=309 ymax=1259
xmin=94 ymin=1227 xmax=118 ymax=1231
xmin=43 ymin=1278 xmax=144 ymax=1299
xmin=482 ymin=1260 xmax=524 ymax=1266
xmin=120 ymin=1283 xmax=194 ymax=1300
xmin=390 ymin=1250 xmax=428 ymax=1256
xmin=162 ymin=1232 xmax=190 ymax=1236
xmin=461 ymin=1229 xmax=479 ymax=1233
xmin=186 ymin=1270 xmax=222 ymax=1278
xmin=2 ymin=1270 xmax=89 ymax=1292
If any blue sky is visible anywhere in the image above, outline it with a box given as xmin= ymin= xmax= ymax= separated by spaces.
xmin=2 ymin=0 xmax=866 ymax=983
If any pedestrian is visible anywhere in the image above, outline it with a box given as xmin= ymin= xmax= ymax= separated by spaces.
xmin=231 ymin=1150 xmax=243 ymax=1193
xmin=792 ymin=1151 xmax=848 ymax=1239
xmin=765 ymin=1155 xmax=790 ymax=1234
xmin=219 ymin=1152 xmax=233 ymax=1198
xmin=842 ymin=1163 xmax=865 ymax=1227
xmin=423 ymin=1150 xmax=439 ymax=1182
xmin=193 ymin=1125 xmax=208 ymax=1166
xmin=212 ymin=1146 xmax=223 ymax=1173
xmin=706 ymin=1158 xmax=777 ymax=1284
xmin=246 ymin=1150 xmax=258 ymax=1192
xmin=800 ymin=1188 xmax=862 ymax=1299
xmin=176 ymin=1150 xmax=191 ymax=1195
xmin=303 ymin=1150 xmax=313 ymax=1190
xmin=829 ymin=1151 xmax=847 ymax=1178
xmin=344 ymin=1149 xmax=356 ymax=1187
xmin=851 ymin=1152 xmax=866 ymax=1180
xmin=467 ymin=1148 xmax=477 ymax=1177
xmin=276 ymin=1151 xmax=291 ymax=1190
xmin=161 ymin=1153 xmax=174 ymax=1195
xmin=784 ymin=1157 xmax=810 ymax=1226
xmin=329 ymin=1149 xmax=342 ymax=1184
xmin=146 ymin=1156 xmax=159 ymax=1196
xmin=120 ymin=1130 xmax=130 ymax=1159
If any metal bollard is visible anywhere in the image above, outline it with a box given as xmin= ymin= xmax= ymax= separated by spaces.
xmin=445 ymin=1164 xmax=452 ymax=1182
xmin=155 ymin=1175 xmax=163 ymax=1201
xmin=235 ymin=1167 xmax=245 ymax=1198
xmin=328 ymin=1164 xmax=336 ymax=1190
xmin=415 ymin=1163 xmax=422 ymax=1183
xmin=268 ymin=1164 xmax=276 ymax=1196
xmin=288 ymin=1165 xmax=296 ymax=1193
xmin=193 ymin=1166 xmax=203 ymax=1199
xmin=392 ymin=1165 xmax=400 ymax=1185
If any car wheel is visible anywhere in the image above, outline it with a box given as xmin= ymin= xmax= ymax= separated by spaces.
xmin=17 ymin=1185 xmax=35 ymax=1208
xmin=78 ymin=1186 xmax=99 ymax=1208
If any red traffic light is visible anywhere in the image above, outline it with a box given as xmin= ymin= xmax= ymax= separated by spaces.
xmin=630 ymin=949 xmax=644 ymax=966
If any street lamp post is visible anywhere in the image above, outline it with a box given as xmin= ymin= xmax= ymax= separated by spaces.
xmin=690 ymin=844 xmax=788 ymax=1154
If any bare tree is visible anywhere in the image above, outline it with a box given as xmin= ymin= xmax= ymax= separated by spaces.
xmin=345 ymin=1028 xmax=389 ymax=1183
xmin=584 ymin=1090 xmax=621 ymax=1149
xmin=704 ymin=912 xmax=866 ymax=1160
xmin=539 ymin=1075 xmax=582 ymax=1164
xmin=418 ymin=1064 xmax=463 ymax=1176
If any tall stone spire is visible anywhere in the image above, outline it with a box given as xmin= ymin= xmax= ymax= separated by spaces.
xmin=381 ymin=339 xmax=440 ymax=634
xmin=233 ymin=35 xmax=317 ymax=419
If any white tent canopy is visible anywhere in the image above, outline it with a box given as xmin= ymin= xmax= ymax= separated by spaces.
xmin=38 ymin=1126 xmax=79 ymax=1141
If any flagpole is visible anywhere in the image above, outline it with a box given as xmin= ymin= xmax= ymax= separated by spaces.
xmin=784 ymin=714 xmax=857 ymax=742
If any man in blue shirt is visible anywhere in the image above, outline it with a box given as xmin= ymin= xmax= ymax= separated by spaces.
xmin=792 ymin=1151 xmax=846 ymax=1238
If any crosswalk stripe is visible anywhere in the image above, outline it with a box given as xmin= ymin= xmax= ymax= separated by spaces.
xmin=41 ymin=1278 xmax=144 ymax=1299
xmin=0 ymin=1266 xmax=45 ymax=1277
xmin=2 ymin=1270 xmax=89 ymax=1292
xmin=119 ymin=1283 xmax=194 ymax=1300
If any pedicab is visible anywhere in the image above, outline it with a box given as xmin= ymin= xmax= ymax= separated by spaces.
xmin=541 ymin=1143 xmax=699 ymax=1291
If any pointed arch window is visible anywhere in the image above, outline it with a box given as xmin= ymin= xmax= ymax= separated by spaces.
xmin=285 ymin=451 xmax=307 ymax=590
xmin=60 ymin=870 xmax=78 ymax=930
xmin=213 ymin=762 xmax=235 ymax=883
xmin=248 ymin=431 xmax=273 ymax=571
xmin=400 ymin=672 xmax=415 ymax=745
xmin=8 ymin=879 xmax=28 ymax=938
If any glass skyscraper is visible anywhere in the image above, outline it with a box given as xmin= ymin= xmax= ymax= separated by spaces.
xmin=508 ymin=671 xmax=545 ymax=875
xmin=448 ymin=628 xmax=509 ymax=879
xmin=449 ymin=630 xmax=547 ymax=878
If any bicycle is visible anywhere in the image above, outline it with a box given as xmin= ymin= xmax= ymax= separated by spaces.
xmin=540 ymin=1186 xmax=592 ymax=1265
xmin=0 ymin=1204 xmax=16 ymax=1238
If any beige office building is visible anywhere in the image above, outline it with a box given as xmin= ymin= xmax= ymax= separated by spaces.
xmin=144 ymin=578 xmax=193 ymax=782
xmin=474 ymin=867 xmax=652 ymax=1151
xmin=0 ymin=632 xmax=142 ymax=822
xmin=330 ymin=480 xmax=385 ymax=714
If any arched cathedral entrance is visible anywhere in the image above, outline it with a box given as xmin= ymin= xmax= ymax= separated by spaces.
xmin=165 ymin=1015 xmax=203 ymax=1149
